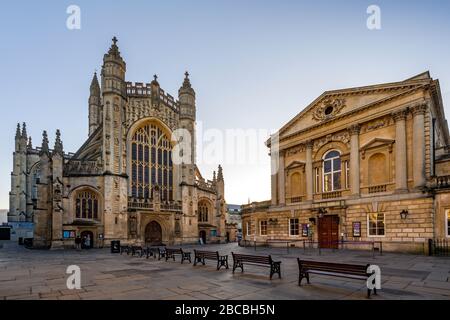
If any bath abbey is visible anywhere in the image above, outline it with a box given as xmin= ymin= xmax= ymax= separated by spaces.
xmin=8 ymin=38 xmax=230 ymax=249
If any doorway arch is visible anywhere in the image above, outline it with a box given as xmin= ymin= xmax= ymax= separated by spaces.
xmin=145 ymin=221 xmax=163 ymax=245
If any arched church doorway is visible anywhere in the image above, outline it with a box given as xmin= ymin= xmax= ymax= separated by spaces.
xmin=80 ymin=231 xmax=94 ymax=249
xmin=199 ymin=230 xmax=207 ymax=244
xmin=145 ymin=221 xmax=162 ymax=245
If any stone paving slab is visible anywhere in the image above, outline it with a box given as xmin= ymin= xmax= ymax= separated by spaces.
xmin=0 ymin=242 xmax=449 ymax=300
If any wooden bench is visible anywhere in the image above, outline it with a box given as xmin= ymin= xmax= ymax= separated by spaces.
xmin=131 ymin=246 xmax=144 ymax=257
xmin=120 ymin=246 xmax=131 ymax=255
xmin=231 ymin=252 xmax=281 ymax=280
xmin=157 ymin=247 xmax=167 ymax=260
xmin=142 ymin=247 xmax=156 ymax=259
xmin=165 ymin=248 xmax=192 ymax=264
xmin=297 ymin=259 xmax=378 ymax=298
xmin=194 ymin=250 xmax=229 ymax=270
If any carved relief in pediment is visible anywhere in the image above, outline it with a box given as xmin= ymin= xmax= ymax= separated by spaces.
xmin=312 ymin=98 xmax=346 ymax=121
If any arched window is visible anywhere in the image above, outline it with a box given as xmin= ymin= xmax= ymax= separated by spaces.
xmin=198 ymin=202 xmax=209 ymax=222
xmin=323 ymin=150 xmax=341 ymax=192
xmin=75 ymin=190 xmax=99 ymax=220
xmin=131 ymin=123 xmax=173 ymax=201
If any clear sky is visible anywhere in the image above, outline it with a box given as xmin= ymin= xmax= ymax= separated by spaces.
xmin=1 ymin=0 xmax=450 ymax=208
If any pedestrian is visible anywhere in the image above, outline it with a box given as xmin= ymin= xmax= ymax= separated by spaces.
xmin=85 ymin=234 xmax=91 ymax=249
xmin=75 ymin=236 xmax=81 ymax=250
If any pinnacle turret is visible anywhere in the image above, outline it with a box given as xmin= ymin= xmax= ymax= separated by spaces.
xmin=217 ymin=165 xmax=224 ymax=181
xmin=179 ymin=71 xmax=195 ymax=96
xmin=40 ymin=131 xmax=49 ymax=156
xmin=90 ymin=72 xmax=100 ymax=95
xmin=21 ymin=123 xmax=27 ymax=140
xmin=15 ymin=123 xmax=21 ymax=140
xmin=106 ymin=36 xmax=122 ymax=59
xmin=53 ymin=129 xmax=64 ymax=156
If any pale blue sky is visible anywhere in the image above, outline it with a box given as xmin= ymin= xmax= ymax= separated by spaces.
xmin=1 ymin=0 xmax=450 ymax=208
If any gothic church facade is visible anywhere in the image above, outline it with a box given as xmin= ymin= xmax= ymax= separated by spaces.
xmin=8 ymin=38 xmax=228 ymax=249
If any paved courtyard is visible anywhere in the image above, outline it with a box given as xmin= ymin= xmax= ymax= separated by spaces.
xmin=0 ymin=241 xmax=449 ymax=300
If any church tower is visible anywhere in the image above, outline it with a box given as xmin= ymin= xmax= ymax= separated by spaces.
xmin=178 ymin=72 xmax=196 ymax=185
xmin=100 ymin=37 xmax=128 ymax=240
xmin=89 ymin=72 xmax=101 ymax=136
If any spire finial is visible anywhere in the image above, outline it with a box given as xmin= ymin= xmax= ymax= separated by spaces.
xmin=40 ymin=130 xmax=49 ymax=156
xmin=90 ymin=71 xmax=100 ymax=94
xmin=217 ymin=165 xmax=224 ymax=181
xmin=15 ymin=123 xmax=21 ymax=139
xmin=180 ymin=70 xmax=193 ymax=91
xmin=22 ymin=122 xmax=27 ymax=139
xmin=28 ymin=137 xmax=33 ymax=149
xmin=53 ymin=129 xmax=64 ymax=156
xmin=112 ymin=36 xmax=118 ymax=45
xmin=154 ymin=74 xmax=158 ymax=81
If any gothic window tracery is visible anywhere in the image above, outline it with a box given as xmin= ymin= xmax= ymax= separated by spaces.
xmin=131 ymin=123 xmax=173 ymax=201
xmin=75 ymin=191 xmax=99 ymax=220
xmin=198 ymin=202 xmax=209 ymax=222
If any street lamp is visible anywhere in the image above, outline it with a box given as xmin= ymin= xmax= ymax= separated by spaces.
xmin=400 ymin=210 xmax=409 ymax=220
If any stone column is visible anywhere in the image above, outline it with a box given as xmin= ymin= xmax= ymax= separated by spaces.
xmin=278 ymin=151 xmax=286 ymax=205
xmin=270 ymin=152 xmax=278 ymax=206
xmin=348 ymin=124 xmax=361 ymax=197
xmin=393 ymin=109 xmax=408 ymax=192
xmin=412 ymin=103 xmax=427 ymax=188
xmin=305 ymin=140 xmax=314 ymax=201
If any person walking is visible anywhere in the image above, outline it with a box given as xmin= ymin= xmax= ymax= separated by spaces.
xmin=75 ymin=235 xmax=81 ymax=250
xmin=85 ymin=234 xmax=91 ymax=249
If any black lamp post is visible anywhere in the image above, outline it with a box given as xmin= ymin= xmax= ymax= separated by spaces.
xmin=400 ymin=209 xmax=409 ymax=220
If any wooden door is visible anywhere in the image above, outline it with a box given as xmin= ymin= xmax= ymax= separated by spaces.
xmin=318 ymin=215 xmax=339 ymax=249
xmin=145 ymin=221 xmax=162 ymax=245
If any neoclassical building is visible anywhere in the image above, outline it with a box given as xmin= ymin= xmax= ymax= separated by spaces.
xmin=8 ymin=38 xmax=230 ymax=249
xmin=242 ymin=72 xmax=450 ymax=253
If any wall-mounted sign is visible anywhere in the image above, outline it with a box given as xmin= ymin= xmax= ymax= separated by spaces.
xmin=63 ymin=230 xmax=76 ymax=239
xmin=352 ymin=222 xmax=361 ymax=237
xmin=302 ymin=224 xmax=309 ymax=237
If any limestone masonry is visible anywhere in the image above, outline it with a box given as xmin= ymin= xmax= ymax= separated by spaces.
xmin=8 ymin=38 xmax=235 ymax=249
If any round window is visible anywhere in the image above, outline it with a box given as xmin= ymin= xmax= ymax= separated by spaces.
xmin=324 ymin=106 xmax=334 ymax=115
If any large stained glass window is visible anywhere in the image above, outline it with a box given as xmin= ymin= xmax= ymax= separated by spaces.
xmin=131 ymin=123 xmax=173 ymax=201
xmin=75 ymin=191 xmax=99 ymax=220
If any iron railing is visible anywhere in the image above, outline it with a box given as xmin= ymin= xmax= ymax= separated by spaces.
xmin=429 ymin=238 xmax=450 ymax=256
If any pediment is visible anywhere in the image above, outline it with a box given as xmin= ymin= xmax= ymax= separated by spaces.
xmin=278 ymin=73 xmax=431 ymax=140
xmin=285 ymin=160 xmax=305 ymax=170
xmin=360 ymin=138 xmax=395 ymax=151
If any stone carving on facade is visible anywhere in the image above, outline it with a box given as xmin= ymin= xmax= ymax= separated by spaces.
xmin=411 ymin=102 xmax=428 ymax=116
xmin=128 ymin=214 xmax=137 ymax=237
xmin=286 ymin=144 xmax=306 ymax=156
xmin=392 ymin=109 xmax=407 ymax=122
xmin=360 ymin=115 xmax=395 ymax=134
xmin=64 ymin=159 xmax=103 ymax=176
xmin=125 ymin=98 xmax=179 ymax=131
xmin=312 ymin=98 xmax=346 ymax=121
xmin=312 ymin=131 xmax=350 ymax=152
